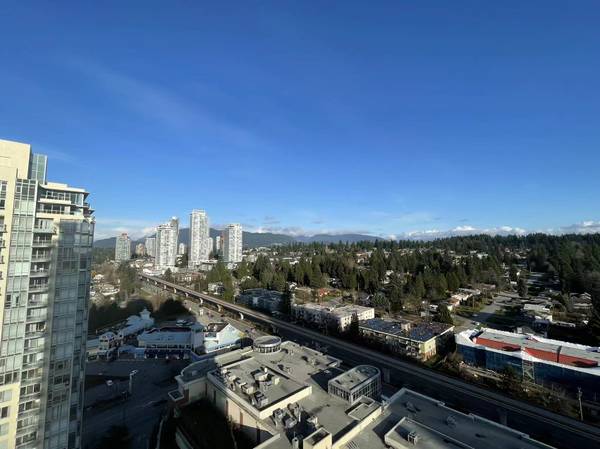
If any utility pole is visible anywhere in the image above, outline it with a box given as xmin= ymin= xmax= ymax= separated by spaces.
xmin=578 ymin=387 xmax=583 ymax=421
xmin=129 ymin=369 xmax=139 ymax=396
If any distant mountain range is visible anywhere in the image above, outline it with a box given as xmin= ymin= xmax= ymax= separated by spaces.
xmin=93 ymin=228 xmax=381 ymax=249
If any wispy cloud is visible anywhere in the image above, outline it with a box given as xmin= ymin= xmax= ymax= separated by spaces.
xmin=400 ymin=221 xmax=600 ymax=241
xmin=263 ymin=215 xmax=281 ymax=225
xmin=32 ymin=142 xmax=81 ymax=167
xmin=94 ymin=218 xmax=157 ymax=240
xmin=71 ymin=60 xmax=265 ymax=149
xmin=543 ymin=220 xmax=600 ymax=235
xmin=403 ymin=225 xmax=527 ymax=240
xmin=244 ymin=224 xmax=374 ymax=237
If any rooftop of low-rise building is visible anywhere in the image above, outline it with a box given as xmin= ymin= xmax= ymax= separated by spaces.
xmin=293 ymin=301 xmax=373 ymax=317
xmin=239 ymin=288 xmax=283 ymax=298
xmin=457 ymin=328 xmax=600 ymax=369
xmin=174 ymin=337 xmax=555 ymax=449
xmin=204 ymin=322 xmax=228 ymax=333
xmin=360 ymin=318 xmax=454 ymax=342
xmin=138 ymin=327 xmax=192 ymax=346
xmin=348 ymin=388 xmax=553 ymax=449
xmin=328 ymin=365 xmax=380 ymax=392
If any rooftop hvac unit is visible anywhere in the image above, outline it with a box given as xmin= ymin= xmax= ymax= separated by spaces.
xmin=407 ymin=431 xmax=420 ymax=444
xmin=283 ymin=416 xmax=298 ymax=429
xmin=291 ymin=436 xmax=301 ymax=449
xmin=406 ymin=401 xmax=418 ymax=413
xmin=241 ymin=383 xmax=255 ymax=395
xmin=254 ymin=370 xmax=269 ymax=382
xmin=446 ymin=416 xmax=457 ymax=427
xmin=273 ymin=408 xmax=285 ymax=421
xmin=272 ymin=376 xmax=280 ymax=385
xmin=255 ymin=391 xmax=270 ymax=408
xmin=307 ymin=415 xmax=318 ymax=429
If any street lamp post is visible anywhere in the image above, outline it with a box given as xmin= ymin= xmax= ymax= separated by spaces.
xmin=129 ymin=370 xmax=139 ymax=396
xmin=578 ymin=387 xmax=583 ymax=421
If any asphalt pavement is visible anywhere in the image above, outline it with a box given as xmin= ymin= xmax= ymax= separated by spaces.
xmin=83 ymin=359 xmax=186 ymax=449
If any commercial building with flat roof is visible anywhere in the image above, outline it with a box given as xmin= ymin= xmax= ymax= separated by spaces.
xmin=138 ymin=321 xmax=243 ymax=355
xmin=168 ymin=337 xmax=554 ymax=449
xmin=352 ymin=388 xmax=553 ymax=449
xmin=328 ymin=365 xmax=381 ymax=405
xmin=360 ymin=318 xmax=454 ymax=361
xmin=456 ymin=328 xmax=600 ymax=399
xmin=237 ymin=288 xmax=284 ymax=313
xmin=292 ymin=302 xmax=375 ymax=331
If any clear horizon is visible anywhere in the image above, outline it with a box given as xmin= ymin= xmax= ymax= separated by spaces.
xmin=2 ymin=2 xmax=599 ymax=240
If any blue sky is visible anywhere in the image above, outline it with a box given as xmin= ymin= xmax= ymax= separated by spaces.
xmin=1 ymin=1 xmax=599 ymax=239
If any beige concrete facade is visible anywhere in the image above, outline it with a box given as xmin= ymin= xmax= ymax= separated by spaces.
xmin=0 ymin=139 xmax=94 ymax=449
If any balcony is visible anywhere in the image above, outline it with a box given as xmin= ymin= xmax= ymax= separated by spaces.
xmin=28 ymin=283 xmax=49 ymax=293
xmin=33 ymin=226 xmax=56 ymax=234
xmin=21 ymin=358 xmax=44 ymax=369
xmin=27 ymin=300 xmax=48 ymax=308
xmin=29 ymin=269 xmax=49 ymax=278
xmin=31 ymin=254 xmax=52 ymax=263
xmin=26 ymin=313 xmax=47 ymax=323
xmin=25 ymin=330 xmax=46 ymax=338
xmin=23 ymin=346 xmax=45 ymax=356
xmin=31 ymin=240 xmax=52 ymax=248
xmin=18 ymin=390 xmax=42 ymax=401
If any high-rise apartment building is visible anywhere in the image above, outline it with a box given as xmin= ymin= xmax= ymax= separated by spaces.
xmin=178 ymin=243 xmax=187 ymax=256
xmin=114 ymin=233 xmax=131 ymax=262
xmin=0 ymin=139 xmax=94 ymax=449
xmin=222 ymin=224 xmax=243 ymax=264
xmin=188 ymin=210 xmax=210 ymax=268
xmin=207 ymin=237 xmax=213 ymax=257
xmin=214 ymin=234 xmax=221 ymax=253
xmin=144 ymin=237 xmax=155 ymax=258
xmin=155 ymin=217 xmax=178 ymax=270
xmin=134 ymin=243 xmax=145 ymax=257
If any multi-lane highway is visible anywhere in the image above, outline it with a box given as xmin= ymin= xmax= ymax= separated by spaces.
xmin=140 ymin=273 xmax=600 ymax=449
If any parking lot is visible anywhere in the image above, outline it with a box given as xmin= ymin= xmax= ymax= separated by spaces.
xmin=83 ymin=358 xmax=187 ymax=449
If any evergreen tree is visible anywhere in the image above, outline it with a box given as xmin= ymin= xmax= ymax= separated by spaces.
xmin=280 ymin=286 xmax=292 ymax=316
xmin=348 ymin=312 xmax=360 ymax=341
xmin=447 ymin=272 xmax=460 ymax=292
xmin=413 ymin=274 xmax=425 ymax=299
xmin=517 ymin=277 xmax=528 ymax=298
xmin=437 ymin=304 xmax=454 ymax=325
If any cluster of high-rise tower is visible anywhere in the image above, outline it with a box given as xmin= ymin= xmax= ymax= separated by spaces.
xmin=147 ymin=211 xmax=242 ymax=271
